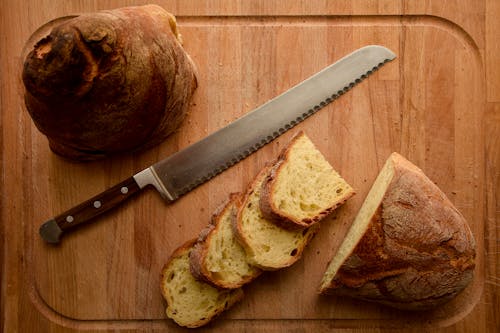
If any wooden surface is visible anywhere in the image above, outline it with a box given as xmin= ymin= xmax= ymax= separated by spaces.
xmin=1 ymin=1 xmax=498 ymax=332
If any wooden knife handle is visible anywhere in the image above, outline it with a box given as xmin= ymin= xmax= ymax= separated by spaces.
xmin=40 ymin=177 xmax=142 ymax=243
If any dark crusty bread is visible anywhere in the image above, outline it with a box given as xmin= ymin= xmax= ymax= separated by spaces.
xmin=22 ymin=5 xmax=197 ymax=160
xmin=160 ymin=239 xmax=244 ymax=328
xmin=319 ymin=152 xmax=476 ymax=310
xmin=260 ymin=131 xmax=355 ymax=229
xmin=190 ymin=193 xmax=262 ymax=289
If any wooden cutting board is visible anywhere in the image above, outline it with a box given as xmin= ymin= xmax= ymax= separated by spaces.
xmin=2 ymin=1 xmax=499 ymax=332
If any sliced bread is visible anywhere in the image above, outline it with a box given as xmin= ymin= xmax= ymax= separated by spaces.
xmin=234 ymin=165 xmax=319 ymax=270
xmin=260 ymin=131 xmax=355 ymax=229
xmin=160 ymin=239 xmax=244 ymax=328
xmin=190 ymin=193 xmax=262 ymax=289
xmin=319 ymin=152 xmax=476 ymax=310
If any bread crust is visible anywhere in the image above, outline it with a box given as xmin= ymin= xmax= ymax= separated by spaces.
xmin=320 ymin=153 xmax=476 ymax=310
xmin=22 ymin=5 xmax=197 ymax=160
xmin=190 ymin=193 xmax=262 ymax=289
xmin=260 ymin=131 xmax=355 ymax=229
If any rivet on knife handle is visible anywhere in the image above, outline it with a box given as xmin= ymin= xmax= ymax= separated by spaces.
xmin=40 ymin=176 xmax=142 ymax=243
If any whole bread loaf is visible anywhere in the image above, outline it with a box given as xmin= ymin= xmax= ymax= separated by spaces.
xmin=319 ymin=152 xmax=476 ymax=310
xmin=190 ymin=193 xmax=262 ymax=289
xmin=160 ymin=239 xmax=243 ymax=328
xmin=22 ymin=5 xmax=197 ymax=160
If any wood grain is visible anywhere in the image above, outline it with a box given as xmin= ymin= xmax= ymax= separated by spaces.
xmin=1 ymin=1 xmax=498 ymax=332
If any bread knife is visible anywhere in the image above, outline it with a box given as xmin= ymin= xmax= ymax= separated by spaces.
xmin=40 ymin=45 xmax=396 ymax=243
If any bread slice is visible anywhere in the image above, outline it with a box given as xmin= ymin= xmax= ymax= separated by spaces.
xmin=190 ymin=193 xmax=262 ymax=289
xmin=160 ymin=239 xmax=244 ymax=328
xmin=234 ymin=165 xmax=319 ymax=270
xmin=260 ymin=131 xmax=355 ymax=229
xmin=319 ymin=152 xmax=476 ymax=310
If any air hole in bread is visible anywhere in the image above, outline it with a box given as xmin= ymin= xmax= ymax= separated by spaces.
xmin=300 ymin=202 xmax=320 ymax=211
xmin=290 ymin=248 xmax=298 ymax=256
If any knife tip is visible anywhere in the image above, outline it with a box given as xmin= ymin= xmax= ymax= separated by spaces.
xmin=370 ymin=44 xmax=397 ymax=60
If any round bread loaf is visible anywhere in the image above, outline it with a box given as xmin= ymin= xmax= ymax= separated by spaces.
xmin=319 ymin=153 xmax=476 ymax=310
xmin=22 ymin=5 xmax=197 ymax=160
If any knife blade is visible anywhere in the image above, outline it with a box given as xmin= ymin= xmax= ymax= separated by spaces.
xmin=40 ymin=45 xmax=396 ymax=243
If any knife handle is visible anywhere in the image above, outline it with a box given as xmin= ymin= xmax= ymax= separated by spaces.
xmin=40 ymin=177 xmax=142 ymax=243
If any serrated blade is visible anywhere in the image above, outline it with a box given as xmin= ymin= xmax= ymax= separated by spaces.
xmin=148 ymin=45 xmax=395 ymax=200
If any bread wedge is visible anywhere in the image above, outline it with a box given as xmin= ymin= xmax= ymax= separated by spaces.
xmin=260 ymin=131 xmax=355 ymax=229
xmin=190 ymin=193 xmax=262 ymax=289
xmin=160 ymin=239 xmax=244 ymax=328
xmin=234 ymin=165 xmax=319 ymax=270
xmin=319 ymin=152 xmax=476 ymax=310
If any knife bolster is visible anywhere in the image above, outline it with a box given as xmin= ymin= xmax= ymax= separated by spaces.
xmin=134 ymin=167 xmax=175 ymax=201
